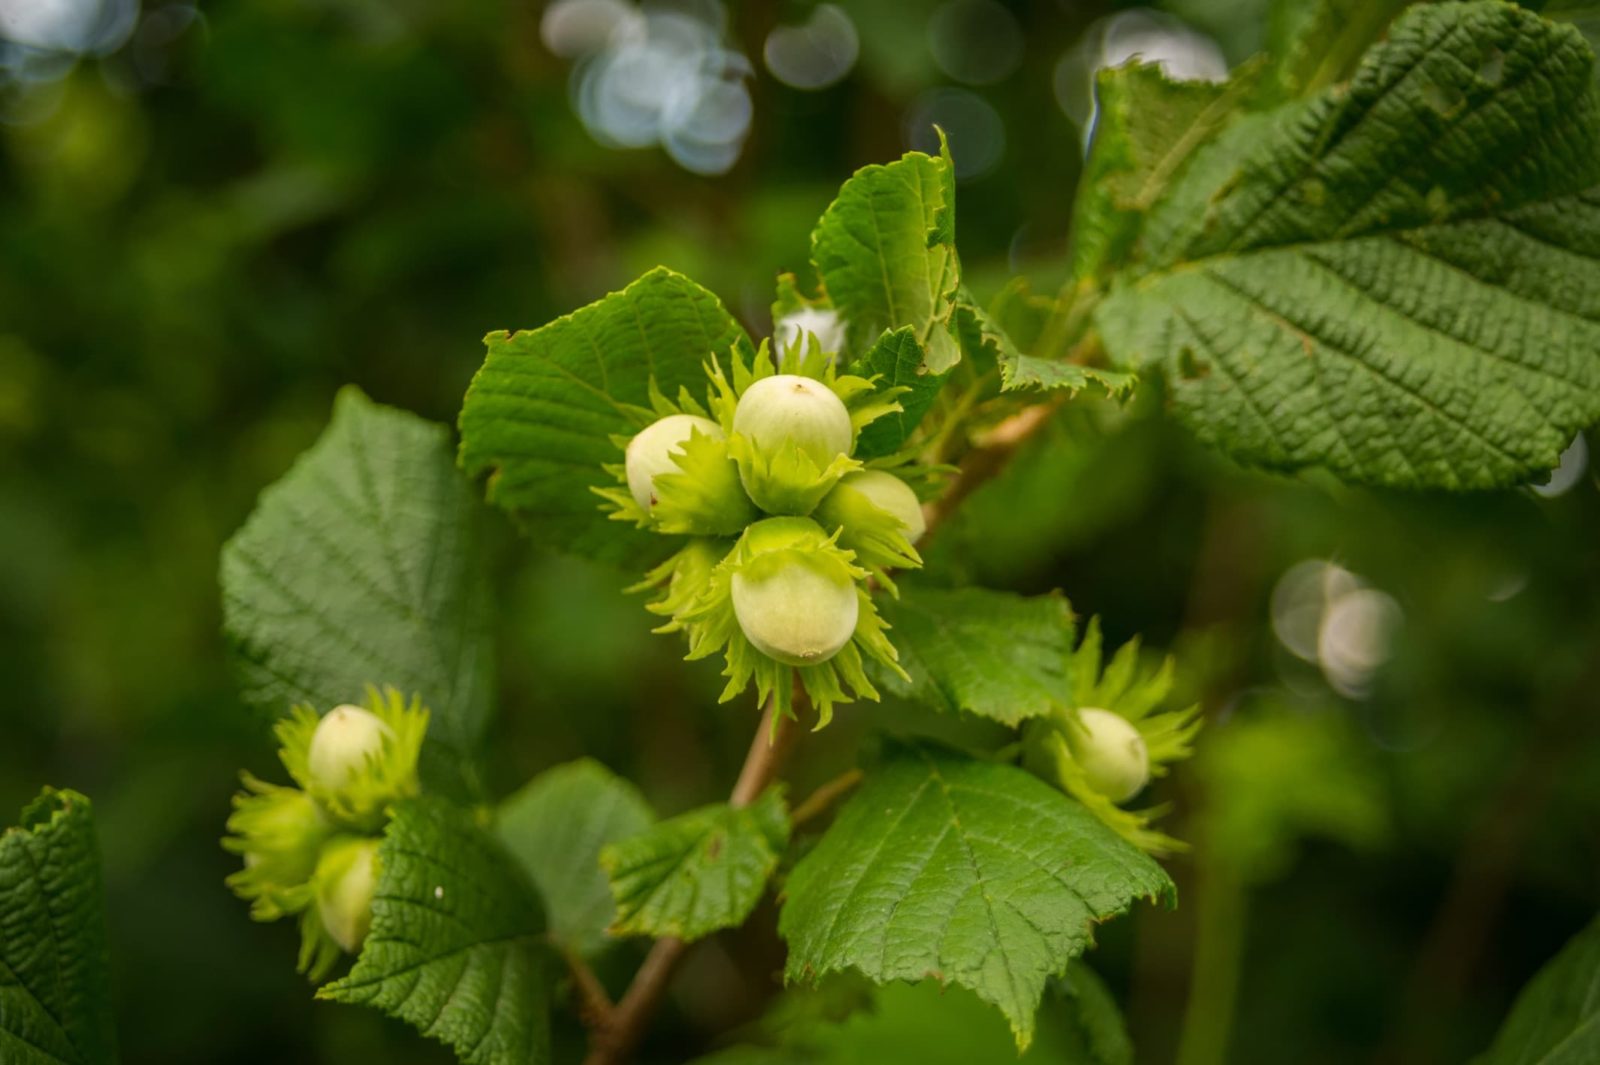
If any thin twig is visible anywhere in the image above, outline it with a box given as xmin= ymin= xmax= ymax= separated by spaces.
xmin=559 ymin=941 xmax=615 ymax=1029
xmin=583 ymin=936 xmax=688 ymax=1065
xmin=920 ymin=398 xmax=1064 ymax=547
xmin=581 ymin=697 xmax=799 ymax=1065
xmin=789 ymin=768 xmax=865 ymax=828
xmin=731 ymin=697 xmax=800 ymax=809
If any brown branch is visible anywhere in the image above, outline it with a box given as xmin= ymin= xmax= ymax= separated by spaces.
xmin=731 ymin=696 xmax=800 ymax=808
xmin=790 ymin=768 xmax=864 ymax=829
xmin=581 ymin=697 xmax=799 ymax=1065
xmin=582 ymin=936 xmax=688 ymax=1065
xmin=920 ymin=398 xmax=1064 ymax=546
xmin=559 ymin=941 xmax=615 ymax=1029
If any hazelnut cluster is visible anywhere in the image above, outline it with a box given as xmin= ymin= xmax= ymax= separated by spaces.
xmin=224 ymin=688 xmax=427 ymax=978
xmin=598 ymin=336 xmax=926 ymax=727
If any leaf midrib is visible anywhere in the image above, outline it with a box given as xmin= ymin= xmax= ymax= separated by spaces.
xmin=918 ymin=751 xmax=1029 ymax=1031
xmin=322 ymin=929 xmax=539 ymax=995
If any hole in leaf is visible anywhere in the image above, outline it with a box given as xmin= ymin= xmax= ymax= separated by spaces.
xmin=1478 ymin=48 xmax=1505 ymax=87
xmin=1420 ymin=81 xmax=1465 ymax=119
xmin=1177 ymin=347 xmax=1209 ymax=381
xmin=1425 ymin=185 xmax=1450 ymax=217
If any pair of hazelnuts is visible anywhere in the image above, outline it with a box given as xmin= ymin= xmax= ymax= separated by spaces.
xmin=226 ymin=701 xmax=419 ymax=975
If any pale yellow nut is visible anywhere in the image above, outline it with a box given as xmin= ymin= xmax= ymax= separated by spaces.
xmin=835 ymin=469 xmax=926 ymax=543
xmin=731 ymin=556 xmax=859 ymax=666
xmin=624 ymin=413 xmax=724 ymax=511
xmin=316 ymin=836 xmax=381 ymax=954
xmin=1067 ymin=707 xmax=1150 ymax=803
xmin=732 ymin=374 xmax=852 ymax=468
xmin=308 ymin=706 xmax=392 ymax=793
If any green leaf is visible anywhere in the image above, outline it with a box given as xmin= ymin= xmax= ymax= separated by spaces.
xmin=976 ymin=279 xmax=1054 ymax=370
xmin=0 ymin=790 xmax=118 ymax=1065
xmin=319 ymin=797 xmax=551 ymax=1065
xmin=1096 ymin=2 xmax=1600 ymax=490
xmin=852 ymin=327 xmax=947 ymax=458
xmin=952 ymin=298 xmax=1135 ymax=397
xmin=1474 ymin=914 xmax=1600 ymax=1064
xmin=1000 ymin=354 xmax=1136 ymax=398
xmin=872 ymin=587 xmax=1075 ymax=726
xmin=221 ymin=386 xmax=493 ymax=800
xmin=779 ymin=741 xmax=1173 ymax=1050
xmin=811 ymin=142 xmax=960 ymax=368
xmin=601 ymin=788 xmax=790 ymax=943
xmin=458 ymin=266 xmax=752 ymax=566
xmin=1071 ymin=62 xmax=1254 ymax=282
xmin=1058 ymin=963 xmax=1135 ymax=1065
xmin=496 ymin=759 xmax=654 ymax=958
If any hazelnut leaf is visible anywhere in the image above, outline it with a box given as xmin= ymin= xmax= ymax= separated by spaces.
xmin=852 ymin=327 xmax=950 ymax=460
xmin=1465 ymin=907 xmax=1600 ymax=1062
xmin=459 ymin=266 xmax=753 ymax=565
xmin=319 ymin=797 xmax=552 ymax=1065
xmin=1070 ymin=62 xmax=1257 ymax=285
xmin=1096 ymin=2 xmax=1600 ymax=490
xmin=601 ymin=788 xmax=789 ymax=943
xmin=779 ymin=741 xmax=1172 ymax=1052
xmin=811 ymin=140 xmax=960 ymax=367
xmin=221 ymin=387 xmax=492 ymax=802
xmin=0 ymin=789 xmax=117 ymax=1065
xmin=961 ymin=298 xmax=1136 ymax=398
xmin=496 ymin=759 xmax=654 ymax=959
xmin=870 ymin=586 xmax=1074 ymax=726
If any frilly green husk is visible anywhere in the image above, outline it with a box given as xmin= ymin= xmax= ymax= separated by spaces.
xmin=276 ymin=685 xmax=428 ymax=832
xmin=633 ymin=519 xmax=907 ymax=731
xmin=1022 ymin=619 xmax=1202 ymax=855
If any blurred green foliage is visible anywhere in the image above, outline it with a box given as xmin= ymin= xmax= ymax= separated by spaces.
xmin=2 ymin=1 xmax=1598 ymax=1063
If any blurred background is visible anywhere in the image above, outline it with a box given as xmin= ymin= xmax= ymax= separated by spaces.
xmin=2 ymin=0 xmax=1597 ymax=1062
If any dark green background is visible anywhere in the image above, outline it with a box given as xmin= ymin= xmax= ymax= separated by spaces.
xmin=2 ymin=1 xmax=1597 ymax=1062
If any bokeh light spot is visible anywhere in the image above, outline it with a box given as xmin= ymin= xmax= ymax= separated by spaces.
xmin=564 ymin=1 xmax=752 ymax=175
xmin=540 ymin=0 xmax=640 ymax=59
xmin=1272 ymin=559 xmax=1404 ymax=700
xmin=1531 ymin=432 xmax=1589 ymax=498
xmin=1053 ymin=8 xmax=1226 ymax=146
xmin=763 ymin=4 xmax=857 ymax=91
xmin=927 ymin=0 xmax=1022 ymax=86
xmin=905 ymin=87 xmax=1004 ymax=181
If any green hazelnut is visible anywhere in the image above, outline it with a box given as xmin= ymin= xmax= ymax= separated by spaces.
xmin=315 ymin=836 xmax=381 ymax=954
xmin=730 ymin=517 xmax=860 ymax=666
xmin=307 ymin=705 xmax=392 ymax=794
xmin=624 ymin=414 xmax=725 ymax=512
xmin=732 ymin=374 xmax=852 ymax=470
xmin=829 ymin=469 xmax=926 ymax=543
xmin=237 ymin=788 xmax=327 ymax=886
xmin=224 ymin=777 xmax=335 ymax=918
xmin=1067 ymin=708 xmax=1150 ymax=803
